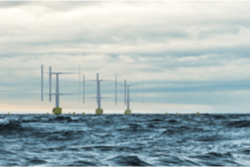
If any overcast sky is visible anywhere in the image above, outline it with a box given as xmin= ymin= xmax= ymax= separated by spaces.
xmin=1 ymin=1 xmax=250 ymax=114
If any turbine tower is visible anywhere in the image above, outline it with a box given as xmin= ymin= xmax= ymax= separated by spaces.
xmin=95 ymin=73 xmax=103 ymax=114
xmin=82 ymin=73 xmax=117 ymax=114
xmin=41 ymin=65 xmax=79 ymax=115
xmin=124 ymin=80 xmax=132 ymax=115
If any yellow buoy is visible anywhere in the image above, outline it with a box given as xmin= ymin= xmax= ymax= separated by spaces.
xmin=8 ymin=112 xmax=10 ymax=115
xmin=73 ymin=112 xmax=75 ymax=115
xmin=176 ymin=112 xmax=178 ymax=115
xmin=197 ymin=111 xmax=199 ymax=115
xmin=165 ymin=112 xmax=168 ymax=115
xmin=82 ymin=112 xmax=85 ymax=115
xmin=47 ymin=112 xmax=49 ymax=115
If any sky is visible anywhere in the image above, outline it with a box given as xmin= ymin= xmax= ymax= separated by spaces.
xmin=1 ymin=1 xmax=250 ymax=114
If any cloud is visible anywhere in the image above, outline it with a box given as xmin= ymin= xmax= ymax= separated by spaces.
xmin=1 ymin=2 xmax=250 ymax=113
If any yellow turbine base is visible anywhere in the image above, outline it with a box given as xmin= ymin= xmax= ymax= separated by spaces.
xmin=53 ymin=107 xmax=62 ymax=115
xmin=197 ymin=112 xmax=199 ymax=115
xmin=96 ymin=108 xmax=103 ymax=115
xmin=82 ymin=112 xmax=85 ymax=115
xmin=165 ymin=112 xmax=168 ymax=115
xmin=125 ymin=109 xmax=132 ymax=115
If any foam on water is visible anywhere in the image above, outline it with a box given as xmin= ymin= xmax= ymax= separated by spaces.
xmin=0 ymin=114 xmax=250 ymax=166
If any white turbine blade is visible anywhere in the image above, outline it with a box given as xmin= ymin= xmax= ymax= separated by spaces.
xmin=50 ymin=72 xmax=79 ymax=74
xmin=59 ymin=93 xmax=79 ymax=95
xmin=86 ymin=79 xmax=96 ymax=82
xmin=99 ymin=79 xmax=112 ymax=82
xmin=45 ymin=93 xmax=56 ymax=95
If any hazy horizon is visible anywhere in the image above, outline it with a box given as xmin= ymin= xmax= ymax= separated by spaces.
xmin=1 ymin=1 xmax=250 ymax=114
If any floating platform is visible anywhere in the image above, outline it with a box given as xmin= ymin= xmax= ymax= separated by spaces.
xmin=124 ymin=109 xmax=131 ymax=115
xmin=53 ymin=107 xmax=62 ymax=115
xmin=96 ymin=108 xmax=103 ymax=115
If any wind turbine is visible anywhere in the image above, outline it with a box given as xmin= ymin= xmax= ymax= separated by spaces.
xmin=124 ymin=80 xmax=132 ymax=115
xmin=41 ymin=65 xmax=80 ymax=115
xmin=95 ymin=73 xmax=103 ymax=114
xmin=123 ymin=80 xmax=144 ymax=115
xmin=82 ymin=73 xmax=118 ymax=114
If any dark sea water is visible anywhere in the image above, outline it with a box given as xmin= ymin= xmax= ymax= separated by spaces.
xmin=1 ymin=114 xmax=250 ymax=166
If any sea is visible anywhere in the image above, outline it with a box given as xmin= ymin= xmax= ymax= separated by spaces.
xmin=1 ymin=114 xmax=250 ymax=166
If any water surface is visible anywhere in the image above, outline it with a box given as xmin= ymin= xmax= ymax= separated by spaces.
xmin=1 ymin=114 xmax=250 ymax=166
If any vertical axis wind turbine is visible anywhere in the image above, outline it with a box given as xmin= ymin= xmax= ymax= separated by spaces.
xmin=124 ymin=80 xmax=132 ymax=115
xmin=41 ymin=65 xmax=80 ymax=115
xmin=122 ymin=79 xmax=144 ymax=114
xmin=82 ymin=73 xmax=117 ymax=114
xmin=95 ymin=73 xmax=103 ymax=114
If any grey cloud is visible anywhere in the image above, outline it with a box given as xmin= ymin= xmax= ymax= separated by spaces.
xmin=198 ymin=26 xmax=241 ymax=38
xmin=1 ymin=2 xmax=250 ymax=113
xmin=0 ymin=2 xmax=98 ymax=11
xmin=0 ymin=2 xmax=30 ymax=8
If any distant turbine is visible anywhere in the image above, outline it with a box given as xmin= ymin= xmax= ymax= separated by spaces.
xmin=83 ymin=74 xmax=85 ymax=104
xmin=95 ymin=73 xmax=103 ymax=114
xmin=82 ymin=73 xmax=116 ymax=114
xmin=124 ymin=81 xmax=131 ymax=115
xmin=124 ymin=79 xmax=126 ymax=105
xmin=41 ymin=65 xmax=80 ymax=115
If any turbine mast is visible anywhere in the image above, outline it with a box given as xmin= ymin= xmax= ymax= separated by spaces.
xmin=83 ymin=74 xmax=85 ymax=104
xmin=115 ymin=75 xmax=117 ymax=105
xmin=79 ymin=66 xmax=81 ymax=101
xmin=55 ymin=73 xmax=59 ymax=107
xmin=41 ymin=65 xmax=43 ymax=101
xmin=124 ymin=79 xmax=126 ymax=105
xmin=49 ymin=66 xmax=52 ymax=102
xmin=127 ymin=85 xmax=130 ymax=110
xmin=96 ymin=73 xmax=101 ymax=108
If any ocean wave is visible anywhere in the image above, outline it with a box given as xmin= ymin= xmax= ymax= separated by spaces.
xmin=68 ymin=160 xmax=104 ymax=166
xmin=108 ymin=155 xmax=152 ymax=166
xmin=227 ymin=120 xmax=250 ymax=128
xmin=1 ymin=114 xmax=250 ymax=166
xmin=0 ymin=119 xmax=23 ymax=132
xmin=27 ymin=157 xmax=47 ymax=165
xmin=189 ymin=152 xmax=242 ymax=166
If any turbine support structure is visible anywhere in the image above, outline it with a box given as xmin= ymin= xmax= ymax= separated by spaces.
xmin=41 ymin=65 xmax=79 ymax=115
xmin=124 ymin=82 xmax=132 ymax=115
xmin=95 ymin=73 xmax=103 ymax=114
